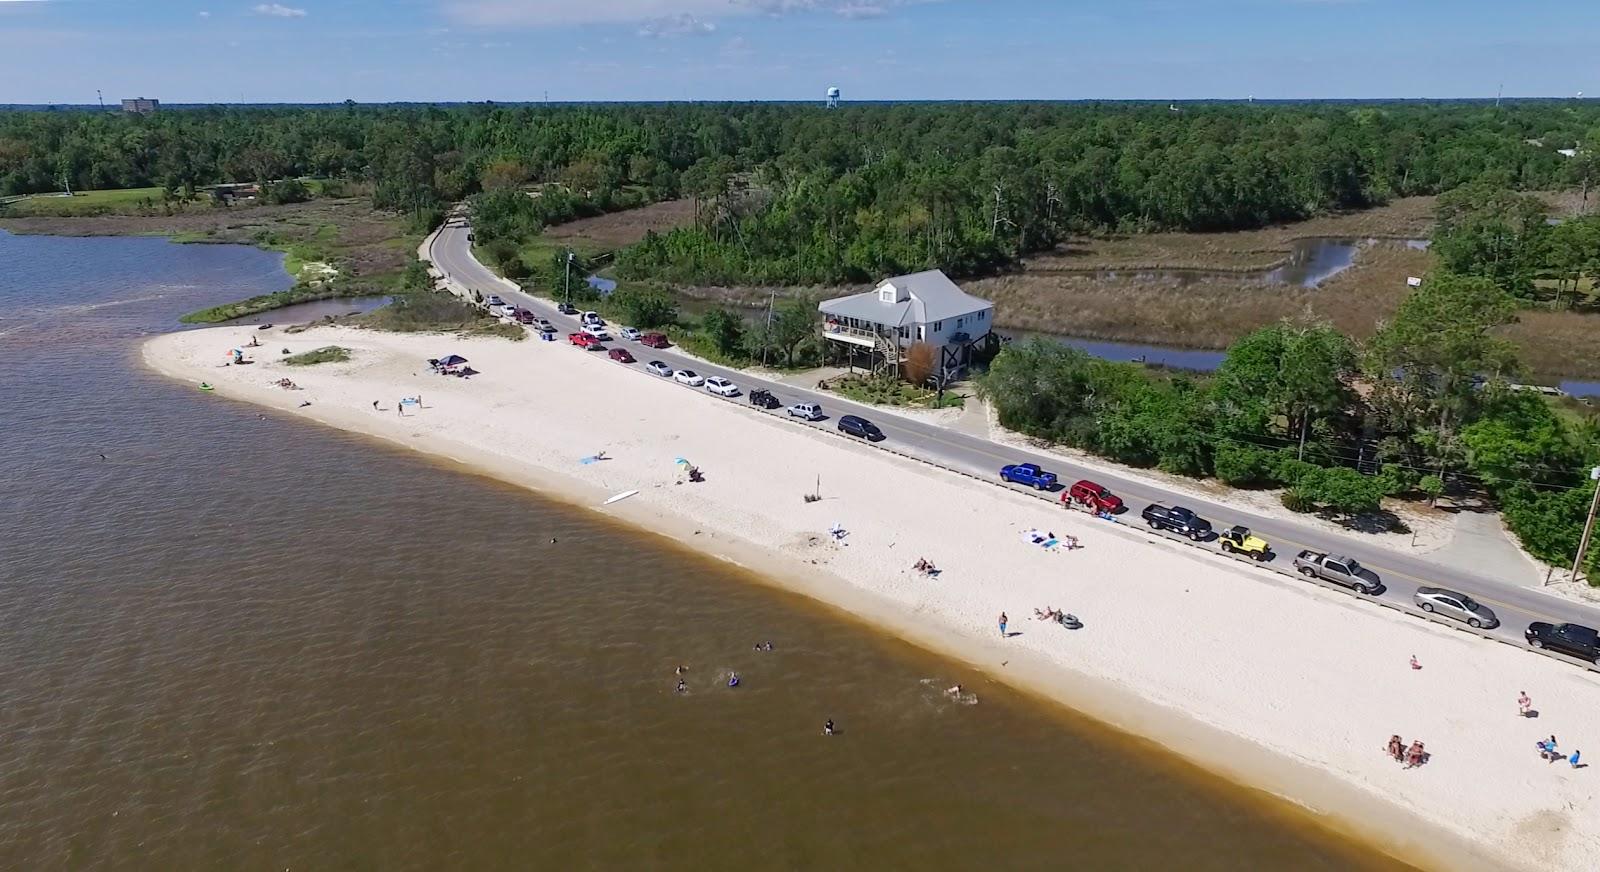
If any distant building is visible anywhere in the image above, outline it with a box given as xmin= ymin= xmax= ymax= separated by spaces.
xmin=819 ymin=269 xmax=996 ymax=377
xmin=121 ymin=97 xmax=159 ymax=114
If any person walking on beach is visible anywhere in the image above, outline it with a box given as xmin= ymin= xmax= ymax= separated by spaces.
xmin=998 ymin=612 xmax=1008 ymax=637
xmin=1571 ymin=749 xmax=1582 ymax=769
xmin=1518 ymin=691 xmax=1532 ymax=717
xmin=372 ymin=400 xmax=379 ymax=411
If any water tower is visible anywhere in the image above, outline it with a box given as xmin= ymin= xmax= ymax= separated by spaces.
xmin=827 ymin=86 xmax=841 ymax=109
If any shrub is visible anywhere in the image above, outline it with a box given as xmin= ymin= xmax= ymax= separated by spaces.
xmin=1281 ymin=489 xmax=1315 ymax=513
xmin=1213 ymin=443 xmax=1274 ymax=487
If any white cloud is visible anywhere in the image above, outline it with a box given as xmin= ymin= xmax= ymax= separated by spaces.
xmin=198 ymin=10 xmax=211 ymax=17
xmin=638 ymin=12 xmax=715 ymax=38
xmin=444 ymin=0 xmax=929 ymax=27
xmin=251 ymin=3 xmax=306 ymax=17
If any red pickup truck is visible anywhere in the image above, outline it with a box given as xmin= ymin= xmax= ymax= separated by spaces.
xmin=568 ymin=332 xmax=603 ymax=349
xmin=1064 ymin=479 xmax=1124 ymax=513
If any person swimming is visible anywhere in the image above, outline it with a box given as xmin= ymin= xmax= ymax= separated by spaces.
xmin=823 ymin=719 xmax=835 ymax=736
xmin=675 ymin=665 xmax=686 ymax=675
xmin=676 ymin=679 xmax=687 ymax=694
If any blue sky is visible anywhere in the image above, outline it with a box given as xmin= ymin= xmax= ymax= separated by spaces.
xmin=2 ymin=0 xmax=1596 ymax=103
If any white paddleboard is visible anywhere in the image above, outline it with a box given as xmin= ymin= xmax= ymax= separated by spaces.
xmin=603 ymin=489 xmax=639 ymax=506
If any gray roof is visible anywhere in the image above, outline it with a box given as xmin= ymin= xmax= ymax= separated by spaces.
xmin=818 ymin=269 xmax=992 ymax=326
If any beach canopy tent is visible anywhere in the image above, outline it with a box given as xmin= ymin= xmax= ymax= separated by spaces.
xmin=437 ymin=354 xmax=468 ymax=367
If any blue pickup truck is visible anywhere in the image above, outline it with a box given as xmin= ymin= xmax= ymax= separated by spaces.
xmin=1000 ymin=463 xmax=1058 ymax=490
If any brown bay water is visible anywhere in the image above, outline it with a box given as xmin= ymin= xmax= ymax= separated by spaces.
xmin=0 ymin=230 xmax=1411 ymax=870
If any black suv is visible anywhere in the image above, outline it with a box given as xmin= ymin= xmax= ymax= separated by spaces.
xmin=748 ymin=389 xmax=780 ymax=409
xmin=838 ymin=415 xmax=884 ymax=441
xmin=1526 ymin=622 xmax=1600 ymax=664
xmin=1140 ymin=504 xmax=1213 ymax=541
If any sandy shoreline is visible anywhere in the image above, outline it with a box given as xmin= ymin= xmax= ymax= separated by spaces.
xmin=145 ymin=324 xmax=1600 ymax=871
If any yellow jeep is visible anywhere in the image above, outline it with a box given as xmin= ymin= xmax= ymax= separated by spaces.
xmin=1218 ymin=525 xmax=1271 ymax=560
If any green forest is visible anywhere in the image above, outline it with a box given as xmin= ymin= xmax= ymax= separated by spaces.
xmin=4 ymin=100 xmax=1600 ymax=574
xmin=3 ymin=100 xmax=1598 ymax=284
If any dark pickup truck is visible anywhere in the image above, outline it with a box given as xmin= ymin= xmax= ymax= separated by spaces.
xmin=1526 ymin=622 xmax=1600 ymax=664
xmin=1140 ymin=504 xmax=1213 ymax=540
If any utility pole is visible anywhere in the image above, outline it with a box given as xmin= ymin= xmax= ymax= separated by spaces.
xmin=1568 ymin=466 xmax=1600 ymax=585
xmin=563 ymin=251 xmax=574 ymax=307
xmin=97 ymin=89 xmax=105 ymax=111
xmin=762 ymin=290 xmax=775 ymax=367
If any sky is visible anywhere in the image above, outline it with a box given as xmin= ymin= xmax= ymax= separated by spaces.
xmin=1 ymin=0 xmax=1596 ymax=104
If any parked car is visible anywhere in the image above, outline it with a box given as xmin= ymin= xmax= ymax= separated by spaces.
xmin=581 ymin=324 xmax=611 ymax=341
xmin=534 ymin=317 xmax=553 ymax=330
xmin=1292 ymin=550 xmax=1381 ymax=594
xmin=749 ymin=389 xmax=781 ymax=409
xmin=646 ymin=360 xmax=674 ymax=377
xmin=640 ymin=333 xmax=671 ymax=349
xmin=491 ymin=304 xmax=516 ymax=318
xmin=1140 ymin=504 xmax=1213 ymax=541
xmin=1000 ymin=463 xmax=1057 ymax=490
xmin=536 ymin=322 xmax=557 ymax=335
xmin=608 ymin=348 xmax=636 ymax=364
xmin=1526 ymin=622 xmax=1600 ymax=663
xmin=557 ymin=302 xmax=579 ymax=315
xmin=705 ymin=376 xmax=739 ymax=397
xmin=1065 ymin=479 xmax=1123 ymax=513
xmin=486 ymin=295 xmax=505 ymax=307
xmin=581 ymin=311 xmax=605 ymax=327
xmin=674 ymin=370 xmax=705 ymax=387
xmin=619 ymin=327 xmax=643 ymax=341
xmin=1217 ymin=526 xmax=1272 ymax=560
xmin=568 ymin=332 xmax=603 ymax=349
xmin=838 ymin=414 xmax=884 ymax=441
xmin=1414 ymin=587 xmax=1499 ymax=629
xmin=514 ymin=308 xmax=536 ymax=324
xmin=787 ymin=402 xmax=824 ymax=421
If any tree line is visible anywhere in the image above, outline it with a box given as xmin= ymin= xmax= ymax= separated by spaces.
xmin=3 ymin=100 xmax=1596 ymax=282
xmin=983 ymin=267 xmax=1600 ymax=576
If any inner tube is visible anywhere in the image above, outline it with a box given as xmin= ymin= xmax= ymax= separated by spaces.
xmin=198 ymin=382 xmax=214 ymax=391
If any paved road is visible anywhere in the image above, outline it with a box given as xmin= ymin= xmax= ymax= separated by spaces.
xmin=429 ymin=222 xmax=1600 ymax=667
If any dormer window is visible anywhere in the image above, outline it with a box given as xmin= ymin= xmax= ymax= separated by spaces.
xmin=878 ymin=285 xmax=897 ymax=303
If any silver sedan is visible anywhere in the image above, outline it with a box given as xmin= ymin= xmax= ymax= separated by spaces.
xmin=1413 ymin=587 xmax=1499 ymax=629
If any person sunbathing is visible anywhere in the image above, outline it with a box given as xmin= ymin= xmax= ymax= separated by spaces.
xmin=1404 ymin=741 xmax=1426 ymax=769
xmin=1386 ymin=735 xmax=1404 ymax=762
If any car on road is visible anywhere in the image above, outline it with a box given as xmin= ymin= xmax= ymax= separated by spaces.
xmin=557 ymin=302 xmax=580 ymax=315
xmin=1526 ymin=622 xmax=1600 ymax=663
xmin=1000 ymin=463 xmax=1057 ymax=490
xmin=1066 ymin=480 xmax=1124 ymax=514
xmin=608 ymin=348 xmax=636 ymax=364
xmin=837 ymin=414 xmax=884 ymax=441
xmin=619 ymin=327 xmax=643 ymax=341
xmin=1414 ymin=587 xmax=1499 ymax=629
xmin=1292 ymin=550 xmax=1381 ymax=594
xmin=581 ymin=324 xmax=611 ymax=341
xmin=646 ymin=361 xmax=674 ymax=377
xmin=1217 ymin=526 xmax=1272 ymax=560
xmin=674 ymin=370 xmax=705 ymax=387
xmin=749 ymin=389 xmax=781 ymax=409
xmin=705 ymin=376 xmax=739 ymax=397
xmin=1141 ymin=504 xmax=1213 ymax=541
xmin=640 ymin=333 xmax=671 ymax=349
xmin=787 ymin=402 xmax=824 ymax=421
xmin=569 ymin=332 xmax=604 ymax=349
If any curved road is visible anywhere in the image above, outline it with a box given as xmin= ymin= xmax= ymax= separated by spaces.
xmin=429 ymin=221 xmax=1600 ymax=669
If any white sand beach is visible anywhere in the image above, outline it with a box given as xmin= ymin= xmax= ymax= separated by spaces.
xmin=146 ymin=324 xmax=1600 ymax=871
